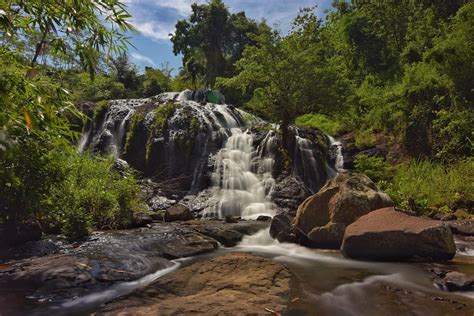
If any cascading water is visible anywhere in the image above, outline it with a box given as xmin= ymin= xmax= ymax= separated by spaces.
xmin=209 ymin=128 xmax=276 ymax=219
xmin=78 ymin=91 xmax=332 ymax=218
xmin=328 ymin=135 xmax=344 ymax=171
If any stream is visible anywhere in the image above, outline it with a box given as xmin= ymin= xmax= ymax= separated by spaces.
xmin=28 ymin=227 xmax=473 ymax=316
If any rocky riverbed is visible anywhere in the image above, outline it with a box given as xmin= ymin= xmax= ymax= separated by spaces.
xmin=1 ymin=219 xmax=474 ymax=315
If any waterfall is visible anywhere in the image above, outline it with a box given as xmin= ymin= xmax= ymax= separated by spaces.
xmin=328 ymin=136 xmax=344 ymax=171
xmin=79 ymin=92 xmax=332 ymax=215
xmin=208 ymin=127 xmax=276 ymax=220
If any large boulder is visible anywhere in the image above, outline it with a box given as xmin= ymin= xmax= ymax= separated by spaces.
xmin=100 ymin=253 xmax=291 ymax=315
xmin=165 ymin=204 xmax=193 ymax=222
xmin=293 ymin=172 xmax=393 ymax=248
xmin=341 ymin=207 xmax=456 ymax=261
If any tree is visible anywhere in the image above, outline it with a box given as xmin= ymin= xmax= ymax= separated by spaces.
xmin=0 ymin=0 xmax=134 ymax=74
xmin=171 ymin=0 xmax=259 ymax=87
xmin=218 ymin=8 xmax=350 ymax=129
xmin=109 ymin=54 xmax=142 ymax=97
xmin=0 ymin=0 xmax=134 ymax=229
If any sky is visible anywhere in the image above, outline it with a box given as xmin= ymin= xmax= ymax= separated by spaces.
xmin=123 ymin=0 xmax=334 ymax=74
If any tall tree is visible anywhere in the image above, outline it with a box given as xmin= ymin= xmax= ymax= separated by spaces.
xmin=171 ymin=0 xmax=259 ymax=87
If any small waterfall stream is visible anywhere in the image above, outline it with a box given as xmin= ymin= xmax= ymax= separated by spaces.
xmin=209 ymin=128 xmax=276 ymax=219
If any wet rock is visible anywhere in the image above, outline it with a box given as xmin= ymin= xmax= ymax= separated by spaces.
xmin=270 ymin=214 xmax=292 ymax=242
xmin=293 ymin=172 xmax=393 ymax=249
xmin=224 ymin=215 xmax=239 ymax=223
xmin=164 ymin=204 xmax=193 ymax=222
xmin=442 ymin=214 xmax=457 ymax=221
xmin=159 ymin=232 xmax=218 ymax=259
xmin=99 ymin=253 xmax=291 ymax=315
xmin=307 ymin=223 xmax=346 ymax=249
xmin=150 ymin=211 xmax=165 ymax=221
xmin=271 ymin=176 xmax=313 ymax=216
xmin=439 ymin=271 xmax=474 ymax=292
xmin=447 ymin=219 xmax=474 ymax=236
xmin=341 ymin=207 xmax=456 ymax=261
xmin=132 ymin=213 xmax=153 ymax=227
xmin=428 ymin=211 xmax=445 ymax=220
xmin=256 ymin=215 xmax=272 ymax=221
xmin=185 ymin=220 xmax=268 ymax=247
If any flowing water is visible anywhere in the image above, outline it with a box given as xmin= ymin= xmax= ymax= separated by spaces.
xmin=65 ymin=92 xmax=474 ymax=314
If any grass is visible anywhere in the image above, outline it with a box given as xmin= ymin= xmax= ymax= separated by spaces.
xmin=384 ymin=158 xmax=474 ymax=213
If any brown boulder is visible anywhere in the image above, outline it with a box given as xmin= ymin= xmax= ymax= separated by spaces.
xmin=99 ymin=253 xmax=291 ymax=315
xmin=341 ymin=207 xmax=456 ymax=261
xmin=440 ymin=271 xmax=474 ymax=292
xmin=164 ymin=204 xmax=193 ymax=222
xmin=293 ymin=172 xmax=393 ymax=248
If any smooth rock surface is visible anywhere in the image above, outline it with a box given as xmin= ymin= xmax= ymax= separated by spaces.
xmin=293 ymin=172 xmax=393 ymax=248
xmin=164 ymin=204 xmax=193 ymax=222
xmin=99 ymin=253 xmax=291 ymax=315
xmin=341 ymin=207 xmax=456 ymax=261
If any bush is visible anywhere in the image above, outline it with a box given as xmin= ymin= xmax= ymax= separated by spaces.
xmin=385 ymin=159 xmax=474 ymax=213
xmin=354 ymin=154 xmax=393 ymax=183
xmin=354 ymin=130 xmax=376 ymax=149
xmin=48 ymin=151 xmax=145 ymax=239
xmin=295 ymin=113 xmax=342 ymax=135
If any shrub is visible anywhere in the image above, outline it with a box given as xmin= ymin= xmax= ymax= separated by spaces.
xmin=354 ymin=154 xmax=393 ymax=183
xmin=48 ymin=151 xmax=145 ymax=239
xmin=295 ymin=113 xmax=342 ymax=135
xmin=385 ymin=159 xmax=474 ymax=213
xmin=354 ymin=130 xmax=376 ymax=149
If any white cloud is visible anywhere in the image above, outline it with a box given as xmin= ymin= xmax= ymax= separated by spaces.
xmin=131 ymin=20 xmax=173 ymax=41
xmin=130 ymin=52 xmax=157 ymax=66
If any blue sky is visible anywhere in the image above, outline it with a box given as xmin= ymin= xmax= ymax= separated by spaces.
xmin=123 ymin=0 xmax=334 ymax=74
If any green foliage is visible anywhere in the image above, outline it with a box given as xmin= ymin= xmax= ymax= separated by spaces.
xmin=0 ymin=0 xmax=134 ymax=74
xmin=171 ymin=0 xmax=260 ymax=87
xmin=385 ymin=159 xmax=474 ymax=213
xmin=354 ymin=154 xmax=393 ymax=183
xmin=0 ymin=135 xmax=64 ymax=225
xmin=295 ymin=114 xmax=342 ymax=135
xmin=219 ymin=8 xmax=351 ymax=129
xmin=152 ymin=102 xmax=177 ymax=132
xmin=354 ymin=130 xmax=376 ymax=149
xmin=47 ymin=151 xmax=145 ymax=239
xmin=70 ymin=73 xmax=126 ymax=102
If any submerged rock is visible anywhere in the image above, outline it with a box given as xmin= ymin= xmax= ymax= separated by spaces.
xmin=292 ymin=172 xmax=393 ymax=248
xmin=341 ymin=207 xmax=456 ymax=261
xmin=99 ymin=253 xmax=291 ymax=315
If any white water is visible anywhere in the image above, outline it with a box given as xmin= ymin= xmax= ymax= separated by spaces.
xmin=210 ymin=128 xmax=276 ymax=219
xmin=328 ymin=135 xmax=344 ymax=171
xmin=52 ymin=260 xmax=183 ymax=315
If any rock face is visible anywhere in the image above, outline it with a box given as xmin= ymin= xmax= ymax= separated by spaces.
xmin=99 ymin=253 xmax=291 ymax=315
xmin=292 ymin=172 xmax=393 ymax=248
xmin=164 ymin=204 xmax=193 ymax=222
xmin=341 ymin=207 xmax=456 ymax=261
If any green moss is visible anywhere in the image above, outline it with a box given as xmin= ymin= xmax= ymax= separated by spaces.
xmin=146 ymin=102 xmax=178 ymax=162
xmin=124 ymin=112 xmax=145 ymax=158
xmin=152 ymin=102 xmax=177 ymax=132
xmin=93 ymin=100 xmax=110 ymax=119
xmin=191 ymin=118 xmax=200 ymax=135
